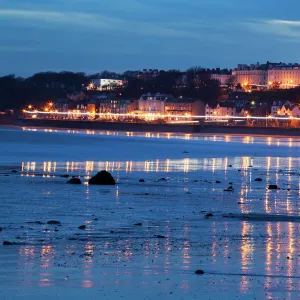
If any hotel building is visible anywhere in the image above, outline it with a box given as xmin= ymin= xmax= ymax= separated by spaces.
xmin=232 ymin=62 xmax=300 ymax=89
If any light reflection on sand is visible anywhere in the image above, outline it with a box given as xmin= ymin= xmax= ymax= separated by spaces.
xmin=20 ymin=126 xmax=300 ymax=148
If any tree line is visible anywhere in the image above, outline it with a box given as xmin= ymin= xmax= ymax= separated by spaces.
xmin=0 ymin=67 xmax=227 ymax=110
xmin=2 ymin=67 xmax=300 ymax=111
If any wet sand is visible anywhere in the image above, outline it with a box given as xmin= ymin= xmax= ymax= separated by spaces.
xmin=1 ymin=127 xmax=300 ymax=299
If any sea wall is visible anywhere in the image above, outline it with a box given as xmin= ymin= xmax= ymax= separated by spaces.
xmin=15 ymin=118 xmax=300 ymax=136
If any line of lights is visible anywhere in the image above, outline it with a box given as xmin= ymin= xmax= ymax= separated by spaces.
xmin=23 ymin=110 xmax=300 ymax=121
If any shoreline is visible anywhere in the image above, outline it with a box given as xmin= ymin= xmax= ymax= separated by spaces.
xmin=3 ymin=118 xmax=300 ymax=137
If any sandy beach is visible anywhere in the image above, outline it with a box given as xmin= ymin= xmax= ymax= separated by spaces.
xmin=1 ymin=126 xmax=300 ymax=299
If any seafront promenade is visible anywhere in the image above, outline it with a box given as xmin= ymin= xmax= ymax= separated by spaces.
xmin=14 ymin=118 xmax=300 ymax=136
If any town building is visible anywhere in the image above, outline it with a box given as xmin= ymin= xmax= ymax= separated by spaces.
xmin=164 ymin=98 xmax=205 ymax=121
xmin=88 ymin=79 xmax=124 ymax=91
xmin=137 ymin=69 xmax=160 ymax=80
xmin=211 ymin=74 xmax=231 ymax=86
xmin=232 ymin=62 xmax=300 ymax=89
xmin=271 ymin=101 xmax=292 ymax=116
xmin=138 ymin=93 xmax=173 ymax=116
xmin=97 ymin=99 xmax=137 ymax=120
xmin=205 ymin=102 xmax=237 ymax=119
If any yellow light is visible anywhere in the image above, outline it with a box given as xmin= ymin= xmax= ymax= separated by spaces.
xmin=44 ymin=108 xmax=49 ymax=112
xmin=268 ymin=81 xmax=273 ymax=85
xmin=22 ymin=109 xmax=26 ymax=113
xmin=48 ymin=102 xmax=53 ymax=107
xmin=268 ymin=115 xmax=272 ymax=119
xmin=28 ymin=105 xmax=32 ymax=109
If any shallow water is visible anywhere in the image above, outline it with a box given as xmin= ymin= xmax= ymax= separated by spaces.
xmin=1 ymin=127 xmax=300 ymax=299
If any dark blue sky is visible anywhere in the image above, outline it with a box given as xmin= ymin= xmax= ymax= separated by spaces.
xmin=0 ymin=0 xmax=299 ymax=76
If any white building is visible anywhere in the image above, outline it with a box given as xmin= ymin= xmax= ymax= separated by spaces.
xmin=138 ymin=93 xmax=173 ymax=115
xmin=205 ymin=103 xmax=236 ymax=119
xmin=89 ymin=79 xmax=124 ymax=91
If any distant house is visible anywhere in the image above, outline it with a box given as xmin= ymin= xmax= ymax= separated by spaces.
xmin=98 ymin=99 xmax=136 ymax=117
xmin=290 ymin=104 xmax=300 ymax=117
xmin=138 ymin=93 xmax=173 ymax=115
xmin=89 ymin=79 xmax=124 ymax=91
xmin=205 ymin=102 xmax=236 ymax=119
xmin=211 ymin=74 xmax=231 ymax=85
xmin=164 ymin=98 xmax=205 ymax=121
xmin=271 ymin=100 xmax=292 ymax=116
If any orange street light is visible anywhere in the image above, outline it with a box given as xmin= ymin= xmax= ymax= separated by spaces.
xmin=28 ymin=105 xmax=32 ymax=109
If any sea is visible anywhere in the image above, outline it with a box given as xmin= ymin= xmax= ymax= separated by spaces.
xmin=1 ymin=126 xmax=300 ymax=300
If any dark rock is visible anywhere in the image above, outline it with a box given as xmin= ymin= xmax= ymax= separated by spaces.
xmin=205 ymin=213 xmax=213 ymax=217
xmin=195 ymin=269 xmax=204 ymax=275
xmin=3 ymin=241 xmax=15 ymax=245
xmin=11 ymin=170 xmax=18 ymax=173
xmin=268 ymin=185 xmax=278 ymax=190
xmin=68 ymin=237 xmax=77 ymax=241
xmin=110 ymin=230 xmax=114 ymax=233
xmin=183 ymin=151 xmax=189 ymax=154
xmin=248 ymin=165 xmax=253 ymax=168
xmin=228 ymin=165 xmax=232 ymax=168
xmin=0 ymin=227 xmax=2 ymax=232
xmin=156 ymin=235 xmax=166 ymax=239
xmin=224 ymin=186 xmax=234 ymax=192
xmin=216 ymin=181 xmax=221 ymax=184
xmin=159 ymin=178 xmax=167 ymax=181
xmin=47 ymin=220 xmax=61 ymax=225
xmin=229 ymin=182 xmax=233 ymax=185
xmin=67 ymin=177 xmax=82 ymax=184
xmin=60 ymin=174 xmax=70 ymax=178
xmin=255 ymin=178 xmax=263 ymax=182
xmin=139 ymin=179 xmax=145 ymax=183
xmin=94 ymin=218 xmax=98 ymax=221
xmin=88 ymin=170 xmax=116 ymax=185
xmin=54 ymin=229 xmax=59 ymax=232
xmin=78 ymin=225 xmax=86 ymax=230
xmin=134 ymin=223 xmax=142 ymax=226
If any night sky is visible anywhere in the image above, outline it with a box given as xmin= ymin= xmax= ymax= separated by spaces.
xmin=0 ymin=0 xmax=299 ymax=75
